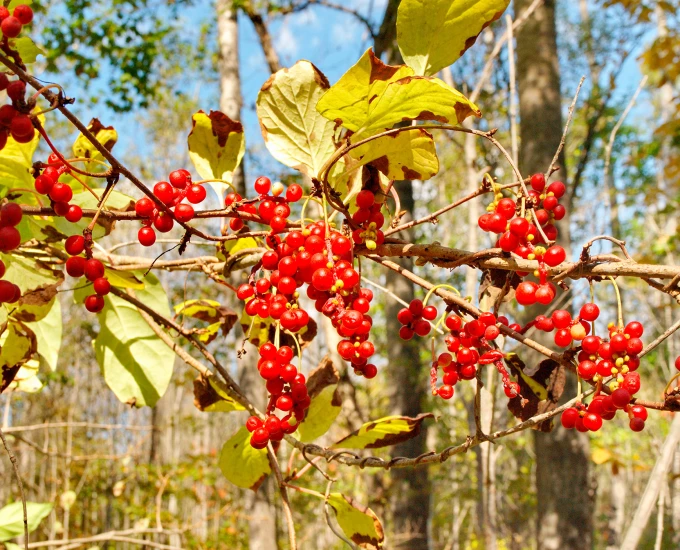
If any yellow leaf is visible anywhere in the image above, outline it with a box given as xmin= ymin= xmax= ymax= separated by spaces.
xmin=350 ymin=128 xmax=439 ymax=181
xmin=72 ymin=119 xmax=117 ymax=186
xmin=193 ymin=375 xmax=245 ymax=413
xmin=397 ymin=0 xmax=511 ymax=75
xmin=257 ymin=61 xmax=337 ymax=178
xmin=297 ymin=357 xmax=341 ymax=442
xmin=591 ymin=448 xmax=613 ymax=465
xmin=187 ymin=110 xmax=245 ymax=197
xmin=0 ymin=112 xmax=44 ymax=169
xmin=332 ymin=413 xmax=434 ymax=449
xmin=327 ymin=493 xmax=385 ymax=549
xmin=355 ymin=76 xmax=480 ymax=139
xmin=105 ymin=268 xmax=145 ymax=290
xmin=317 ymin=48 xmax=414 ymax=132
xmin=218 ymin=427 xmax=271 ymax=490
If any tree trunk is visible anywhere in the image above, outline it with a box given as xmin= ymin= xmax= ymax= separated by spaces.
xmin=514 ymin=1 xmax=593 ymax=548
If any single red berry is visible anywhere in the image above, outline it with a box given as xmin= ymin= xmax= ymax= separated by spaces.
xmin=49 ymin=183 xmax=73 ymax=203
xmin=530 ymin=173 xmax=546 ymax=191
xmin=579 ymin=303 xmax=600 ymax=322
xmin=84 ymin=294 xmax=105 ymax=313
xmin=138 ymin=227 xmax=156 ymax=247
xmin=675 ymin=356 xmax=680 ymax=372
xmin=65 ymin=256 xmax=86 ymax=277
xmin=250 ymin=427 xmax=270 ymax=448
xmin=135 ymin=197 xmax=155 ymax=218
xmin=547 ymin=181 xmax=566 ymax=198
xmin=578 ymin=360 xmax=597 ymax=379
xmin=409 ymin=299 xmax=423 ymax=316
xmin=153 ymin=182 xmax=174 ymax=205
xmin=154 ymin=214 xmax=174 ymax=233
xmin=286 ymin=184 xmax=303 ymax=202
xmin=583 ymin=412 xmax=603 ymax=431
xmin=363 ymin=364 xmax=378 ymax=379
xmin=561 ymin=407 xmax=579 ymax=429
xmin=10 ymin=114 xmax=32 ymax=139
xmin=356 ymin=190 xmax=375 ymax=209
xmin=437 ymin=385 xmax=454 ymax=400
xmin=6 ymin=80 xmax=26 ymax=101
xmin=554 ymin=329 xmax=572 ymax=348
xmin=186 ymin=184 xmax=207 ymax=204
xmin=629 ymin=417 xmax=645 ymax=432
xmin=484 ymin=325 xmax=500 ymax=340
xmin=84 ymin=259 xmax=105 ymax=282
xmin=422 ymin=305 xmax=437 ymax=321
xmin=169 ymin=169 xmax=189 ymax=189
xmin=93 ymin=277 xmax=111 ymax=296
xmin=544 ymin=245 xmax=566 ymax=267
xmin=174 ymin=203 xmax=195 ymax=223
xmin=13 ymin=6 xmax=33 ymax=25
xmin=624 ymin=321 xmax=644 ymax=338
xmin=1 ymin=16 xmax=22 ymax=38
xmin=611 ymin=388 xmax=631 ymax=409
xmin=0 ymin=225 xmax=20 ymax=251
xmin=552 ymin=309 xmax=572 ymax=329
xmin=515 ymin=281 xmax=538 ymax=305
xmin=0 ymin=202 xmax=22 ymax=226
xmin=246 ymin=416 xmax=262 ymax=432
xmin=254 ymin=176 xmax=271 ymax=195
xmin=34 ymin=175 xmax=54 ymax=195
xmin=495 ymin=198 xmax=516 ymax=219
xmin=65 ymin=205 xmax=83 ymax=223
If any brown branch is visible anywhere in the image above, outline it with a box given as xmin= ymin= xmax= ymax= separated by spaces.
xmin=242 ymin=2 xmax=281 ymax=73
xmin=0 ymin=426 xmax=29 ymax=550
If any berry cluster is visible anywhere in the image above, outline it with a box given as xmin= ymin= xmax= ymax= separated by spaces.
xmin=397 ymin=299 xmax=438 ymax=339
xmin=134 ymin=170 xmax=207 ymax=246
xmin=350 ymin=190 xmax=385 ymax=250
xmin=0 ymin=4 xmax=32 ymax=39
xmin=64 ymin=235 xmax=110 ymax=313
xmin=560 ymin=319 xmax=646 ymax=432
xmin=0 ymin=76 xmax=36 ymax=151
xmin=430 ymin=312 xmax=518 ymax=401
xmin=34 ymin=154 xmax=83 ymax=223
xmin=478 ymin=174 xmax=568 ymax=306
xmin=530 ymin=303 xmax=600 ymax=348
xmin=0 ymin=202 xmax=23 ymax=303
xmin=245 ymin=343 xmax=309 ymax=448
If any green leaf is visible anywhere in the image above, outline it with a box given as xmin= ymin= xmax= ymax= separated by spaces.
xmin=193 ymin=375 xmax=245 ymax=413
xmin=0 ymin=157 xmax=34 ymax=193
xmin=25 ymin=297 xmax=61 ymax=371
xmin=0 ymin=501 xmax=52 ymax=542
xmin=71 ymin=119 xmax=116 ymax=186
xmin=297 ymin=356 xmax=341 ymax=442
xmin=256 ymin=61 xmax=337 ymax=177
xmin=7 ymin=0 xmax=32 ymax=10
xmin=94 ymin=273 xmax=174 ymax=407
xmin=317 ymin=48 xmax=414 ymax=132
xmin=327 ymin=493 xmax=385 ymax=549
xmin=332 ymin=413 xmax=434 ymax=449
xmin=187 ymin=110 xmax=245 ymax=198
xmin=354 ymin=76 xmax=480 ymax=139
xmin=104 ymin=268 xmax=145 ymax=290
xmin=11 ymin=37 xmax=45 ymax=64
xmin=2 ymin=254 xmax=63 ymax=306
xmin=218 ymin=426 xmax=271 ymax=490
xmin=397 ymin=0 xmax=511 ymax=75
xmin=349 ymin=128 xmax=439 ymax=181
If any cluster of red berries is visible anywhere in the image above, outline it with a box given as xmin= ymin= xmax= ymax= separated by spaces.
xmin=34 ymin=154 xmax=83 ymax=223
xmin=397 ymin=299 xmax=438 ymax=339
xmin=350 ymin=190 xmax=385 ymax=250
xmin=225 ymin=176 xmax=302 ymax=234
xmin=0 ymin=202 xmax=23 ymax=303
xmin=64 ymin=235 xmax=110 ymax=313
xmin=0 ymin=75 xmax=36 ymax=151
xmin=0 ymin=4 xmax=32 ymax=39
xmin=245 ymin=343 xmax=310 ymax=448
xmin=431 ymin=312 xmax=519 ymax=401
xmin=134 ymin=170 xmax=207 ymax=246
xmin=478 ymin=173 xmax=568 ymax=306
xmin=530 ymin=303 xmax=599 ymax=348
xmin=562 ymin=398 xmax=647 ymax=433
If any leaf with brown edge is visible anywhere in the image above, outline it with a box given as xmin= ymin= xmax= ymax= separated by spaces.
xmin=327 ymin=493 xmax=385 ymax=549
xmin=397 ymin=0 xmax=511 ymax=76
xmin=0 ymin=321 xmax=38 ymax=393
xmin=193 ymin=375 xmax=245 ymax=413
xmin=505 ymin=355 xmax=565 ymax=431
xmin=331 ymin=413 xmax=434 ymax=449
xmin=175 ymin=299 xmax=238 ymax=344
xmin=218 ymin=426 xmax=270 ymax=491
xmin=187 ymin=110 xmax=245 ymax=198
xmin=297 ymin=356 xmax=341 ymax=442
xmin=317 ymin=48 xmax=414 ymax=132
xmin=479 ymin=269 xmax=520 ymax=306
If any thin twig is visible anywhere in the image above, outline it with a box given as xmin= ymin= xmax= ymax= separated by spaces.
xmin=268 ymin=444 xmax=297 ymax=550
xmin=547 ymin=76 xmax=586 ymax=177
xmin=0 ymin=426 xmax=29 ymax=550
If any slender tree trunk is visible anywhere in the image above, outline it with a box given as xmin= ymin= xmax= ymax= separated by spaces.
xmin=514 ymin=1 xmax=593 ymax=548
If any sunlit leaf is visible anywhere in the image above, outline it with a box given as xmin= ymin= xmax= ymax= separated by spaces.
xmin=397 ymin=0 xmax=511 ymax=75
xmin=25 ymin=297 xmax=62 ymax=371
xmin=193 ymin=375 xmax=246 ymax=413
xmin=218 ymin=426 xmax=271 ymax=490
xmin=297 ymin=356 xmax=341 ymax=442
xmin=6 ymin=359 xmax=42 ymax=393
xmin=0 ymin=501 xmax=53 ymax=542
xmin=71 ymin=119 xmax=116 ymax=187
xmin=11 ymin=36 xmax=45 ymax=64
xmin=332 ymin=413 xmax=434 ymax=449
xmin=188 ymin=110 xmax=245 ymax=199
xmin=327 ymin=493 xmax=385 ymax=549
xmin=257 ymin=61 xmax=337 ymax=177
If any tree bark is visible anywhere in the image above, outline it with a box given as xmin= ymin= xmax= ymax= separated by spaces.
xmin=514 ymin=1 xmax=593 ymax=548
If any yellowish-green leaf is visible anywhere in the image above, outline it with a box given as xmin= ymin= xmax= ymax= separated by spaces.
xmin=104 ymin=268 xmax=145 ymax=290
xmin=223 ymin=236 xmax=259 ymax=256
xmin=332 ymin=413 xmax=434 ymax=449
xmin=218 ymin=427 xmax=270 ymax=490
xmin=327 ymin=493 xmax=384 ymax=549
xmin=355 ymin=76 xmax=480 ymax=138
xmin=0 ymin=322 xmax=36 ymax=388
xmin=297 ymin=357 xmax=341 ymax=442
xmin=11 ymin=36 xmax=45 ymax=64
xmin=240 ymin=306 xmax=274 ymax=347
xmin=257 ymin=61 xmax=337 ymax=177
xmin=6 ymin=359 xmax=42 ymax=393
xmin=328 ymin=157 xmax=364 ymax=209
xmin=592 ymin=448 xmax=613 ymax=465
xmin=350 ymin=128 xmax=439 ymax=181
xmin=317 ymin=48 xmax=414 ymax=132
xmin=2 ymin=254 xmax=63 ymax=306
xmin=0 ymin=112 xmax=43 ymax=169
xmin=0 ymin=157 xmax=34 ymax=192
xmin=174 ymin=299 xmax=223 ymax=319
xmin=0 ymin=501 xmax=52 ymax=542
xmin=193 ymin=375 xmax=245 ymax=413
xmin=397 ymin=0 xmax=511 ymax=75
xmin=187 ymin=110 xmax=245 ymax=198
xmin=7 ymin=0 xmax=31 ymax=10
xmin=175 ymin=299 xmax=238 ymax=343
xmin=72 ymin=119 xmax=116 ymax=186
xmin=25 ymin=297 xmax=61 ymax=371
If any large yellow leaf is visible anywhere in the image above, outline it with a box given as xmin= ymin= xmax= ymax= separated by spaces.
xmin=218 ymin=427 xmax=271 ymax=490
xmin=350 ymin=128 xmax=439 ymax=181
xmin=256 ymin=61 xmax=337 ymax=177
xmin=317 ymin=48 xmax=414 ymax=132
xmin=187 ymin=110 xmax=245 ymax=197
xmin=327 ymin=493 xmax=384 ymax=549
xmin=397 ymin=0 xmax=511 ymax=76
xmin=297 ymin=356 xmax=341 ymax=442
xmin=332 ymin=413 xmax=434 ymax=449
xmin=355 ymin=76 xmax=480 ymax=138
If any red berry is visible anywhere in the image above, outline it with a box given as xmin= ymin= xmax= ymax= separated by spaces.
xmin=12 ymin=6 xmax=32 ymax=25
xmin=174 ymin=203 xmax=195 ymax=223
xmin=583 ymin=412 xmax=602 ymax=431
xmin=93 ymin=277 xmax=111 ymax=296
xmin=422 ymin=305 xmax=437 ymax=321
xmin=246 ymin=416 xmax=262 ymax=432
xmin=437 ymin=385 xmax=454 ymax=400
xmin=138 ymin=227 xmax=156 ymax=247
xmin=6 ymin=80 xmax=26 ymax=101
xmin=10 ymin=114 xmax=32 ymax=139
xmin=84 ymin=259 xmax=105 ymax=282
xmin=169 ymin=169 xmax=189 ymax=189
xmin=1 ymin=16 xmax=22 ymax=38
xmin=544 ymin=245 xmax=566 ymax=267
xmin=629 ymin=418 xmax=645 ymax=432
xmin=552 ymin=309 xmax=572 ymax=329
xmin=624 ymin=321 xmax=644 ymax=338
xmin=84 ymin=294 xmax=105 ymax=313
xmin=611 ymin=388 xmax=631 ymax=409
xmin=484 ymin=325 xmax=500 ymax=340
xmin=363 ymin=364 xmax=378 ymax=379
xmin=34 ymin=175 xmax=54 ymax=194
xmin=495 ymin=198 xmax=516 ymax=219
xmin=286 ymin=183 xmax=303 ymax=202
xmin=578 ymin=360 xmax=597 ymax=379
xmin=554 ymin=329 xmax=572 ymax=348
xmin=154 ymin=214 xmax=174 ymax=233
xmin=49 ymin=183 xmax=73 ymax=203
xmin=675 ymin=356 xmax=680 ymax=372
xmin=153 ymin=181 xmax=174 ymax=205
xmin=251 ymin=427 xmax=270 ymax=448
xmin=65 ymin=205 xmax=83 ymax=223
xmin=186 ymin=184 xmax=207 ymax=204
xmin=499 ymin=231 xmax=519 ymax=252
xmin=356 ymin=190 xmax=375 ymax=209
xmin=399 ymin=326 xmax=414 ymax=340
xmin=135 ymin=197 xmax=155 ymax=218
xmin=547 ymin=181 xmax=566 ymax=198
xmin=0 ymin=225 xmax=20 ymax=251
xmin=65 ymin=256 xmax=86 ymax=277
xmin=515 ymin=281 xmax=538 ymax=305
xmin=64 ymin=235 xmax=85 ymax=256
xmin=579 ymin=303 xmax=600 ymax=322
xmin=561 ymin=407 xmax=579 ymax=429
xmin=530 ymin=173 xmax=546 ymax=191
xmin=254 ymin=176 xmax=271 ymax=195
xmin=0 ymin=202 xmax=22 ymax=226
xmin=409 ymin=299 xmax=423 ymax=316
